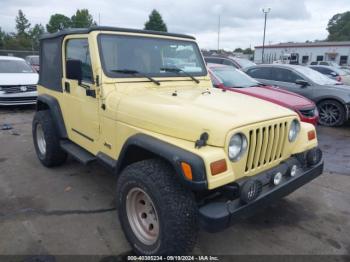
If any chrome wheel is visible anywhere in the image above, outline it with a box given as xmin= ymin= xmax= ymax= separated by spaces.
xmin=318 ymin=102 xmax=341 ymax=126
xmin=36 ymin=123 xmax=46 ymax=156
xmin=126 ymin=187 xmax=160 ymax=245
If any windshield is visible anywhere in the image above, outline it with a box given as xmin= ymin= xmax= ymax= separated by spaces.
xmin=233 ymin=57 xmax=256 ymax=69
xmin=99 ymin=34 xmax=206 ymax=78
xmin=294 ymin=66 xmax=339 ymax=85
xmin=0 ymin=60 xmax=34 ymax=73
xmin=211 ymin=66 xmax=259 ymax=88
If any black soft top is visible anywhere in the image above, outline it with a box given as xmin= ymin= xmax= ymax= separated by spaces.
xmin=40 ymin=26 xmax=195 ymax=40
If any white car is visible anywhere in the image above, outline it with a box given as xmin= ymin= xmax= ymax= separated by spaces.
xmin=0 ymin=56 xmax=38 ymax=105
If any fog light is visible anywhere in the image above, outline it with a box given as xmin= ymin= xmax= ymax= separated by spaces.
xmin=273 ymin=172 xmax=283 ymax=185
xmin=240 ymin=180 xmax=262 ymax=204
xmin=290 ymin=165 xmax=297 ymax=177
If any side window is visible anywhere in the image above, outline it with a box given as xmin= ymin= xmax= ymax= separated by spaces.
xmin=66 ymin=38 xmax=93 ymax=82
xmin=320 ymin=61 xmax=328 ymax=66
xmin=223 ymin=59 xmax=233 ymax=66
xmin=271 ymin=68 xmax=299 ymax=83
xmin=321 ymin=67 xmax=333 ymax=74
xmin=223 ymin=59 xmax=239 ymax=69
xmin=310 ymin=67 xmax=323 ymax=73
xmin=205 ymin=58 xmax=222 ymax=64
xmin=310 ymin=62 xmax=317 ymax=65
xmin=246 ymin=67 xmax=271 ymax=80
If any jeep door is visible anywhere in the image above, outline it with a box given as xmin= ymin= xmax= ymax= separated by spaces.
xmin=62 ymin=37 xmax=100 ymax=146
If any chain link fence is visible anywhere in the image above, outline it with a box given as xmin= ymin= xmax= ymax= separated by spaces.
xmin=0 ymin=49 xmax=39 ymax=59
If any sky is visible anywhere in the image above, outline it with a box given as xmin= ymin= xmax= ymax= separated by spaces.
xmin=0 ymin=0 xmax=350 ymax=50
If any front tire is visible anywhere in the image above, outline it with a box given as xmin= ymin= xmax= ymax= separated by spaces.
xmin=116 ymin=159 xmax=198 ymax=255
xmin=32 ymin=110 xmax=67 ymax=167
xmin=318 ymin=100 xmax=346 ymax=127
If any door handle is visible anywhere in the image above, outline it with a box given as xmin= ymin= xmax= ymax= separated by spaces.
xmin=86 ymin=89 xmax=96 ymax=98
xmin=64 ymin=82 xmax=70 ymax=93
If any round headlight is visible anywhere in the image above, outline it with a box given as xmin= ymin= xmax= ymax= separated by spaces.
xmin=228 ymin=133 xmax=248 ymax=161
xmin=288 ymin=119 xmax=300 ymax=142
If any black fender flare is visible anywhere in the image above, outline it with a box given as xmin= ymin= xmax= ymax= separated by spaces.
xmin=36 ymin=94 xmax=67 ymax=138
xmin=116 ymin=134 xmax=208 ymax=191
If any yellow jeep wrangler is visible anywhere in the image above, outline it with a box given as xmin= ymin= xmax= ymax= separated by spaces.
xmin=33 ymin=26 xmax=323 ymax=255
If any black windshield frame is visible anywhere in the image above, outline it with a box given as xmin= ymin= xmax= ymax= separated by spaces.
xmin=97 ymin=34 xmax=207 ymax=79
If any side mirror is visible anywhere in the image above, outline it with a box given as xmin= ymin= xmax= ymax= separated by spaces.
xmin=330 ymin=72 xmax=338 ymax=77
xmin=66 ymin=59 xmax=82 ymax=83
xmin=295 ymin=79 xmax=309 ymax=87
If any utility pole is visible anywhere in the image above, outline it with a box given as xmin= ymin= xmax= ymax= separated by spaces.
xmin=217 ymin=15 xmax=221 ymax=52
xmin=261 ymin=8 xmax=271 ymax=63
xmin=98 ymin=13 xmax=101 ymax=25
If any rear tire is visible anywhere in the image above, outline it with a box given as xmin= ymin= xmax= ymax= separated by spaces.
xmin=116 ymin=159 xmax=198 ymax=255
xmin=317 ymin=100 xmax=346 ymax=127
xmin=32 ymin=110 xmax=67 ymax=167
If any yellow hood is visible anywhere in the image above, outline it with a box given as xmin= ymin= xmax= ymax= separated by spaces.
xmin=116 ymin=87 xmax=296 ymax=147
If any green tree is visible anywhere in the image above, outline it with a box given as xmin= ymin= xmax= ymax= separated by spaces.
xmin=71 ymin=9 xmax=96 ymax=28
xmin=327 ymin=11 xmax=350 ymax=41
xmin=15 ymin=9 xmax=31 ymax=36
xmin=0 ymin=27 xmax=5 ymax=48
xmin=30 ymin=24 xmax=45 ymax=50
xmin=46 ymin=14 xmax=71 ymax=33
xmin=234 ymin=48 xmax=243 ymax=53
xmin=243 ymin=48 xmax=254 ymax=55
xmin=144 ymin=9 xmax=167 ymax=32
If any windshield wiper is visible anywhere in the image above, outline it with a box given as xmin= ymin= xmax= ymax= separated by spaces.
xmin=160 ymin=67 xmax=200 ymax=84
xmin=111 ymin=69 xmax=160 ymax=85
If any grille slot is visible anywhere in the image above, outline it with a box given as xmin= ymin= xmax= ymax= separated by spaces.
xmin=0 ymin=85 xmax=37 ymax=94
xmin=245 ymin=121 xmax=288 ymax=172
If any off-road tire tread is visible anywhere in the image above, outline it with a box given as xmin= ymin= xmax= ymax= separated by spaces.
xmin=32 ymin=110 xmax=67 ymax=167
xmin=116 ymin=159 xmax=198 ymax=255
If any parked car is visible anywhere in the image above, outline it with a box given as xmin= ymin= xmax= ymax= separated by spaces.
xmin=33 ymin=26 xmax=323 ymax=255
xmin=309 ymin=61 xmax=340 ymax=67
xmin=309 ymin=65 xmax=350 ymax=85
xmin=340 ymin=66 xmax=350 ymax=74
xmin=208 ymin=64 xmax=318 ymax=125
xmin=0 ymin=56 xmax=38 ymax=105
xmin=204 ymin=56 xmax=256 ymax=69
xmin=25 ymin=55 xmax=40 ymax=72
xmin=245 ymin=64 xmax=350 ymax=127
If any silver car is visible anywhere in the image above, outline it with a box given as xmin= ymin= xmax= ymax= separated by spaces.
xmin=309 ymin=65 xmax=350 ymax=85
xmin=245 ymin=64 xmax=350 ymax=127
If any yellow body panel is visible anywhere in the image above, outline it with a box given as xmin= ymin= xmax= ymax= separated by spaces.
xmin=37 ymin=30 xmax=318 ymax=190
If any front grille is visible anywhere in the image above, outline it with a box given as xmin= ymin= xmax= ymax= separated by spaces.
xmin=0 ymin=85 xmax=37 ymax=94
xmin=245 ymin=121 xmax=288 ymax=172
xmin=0 ymin=96 xmax=37 ymax=102
xmin=299 ymin=108 xmax=316 ymax=118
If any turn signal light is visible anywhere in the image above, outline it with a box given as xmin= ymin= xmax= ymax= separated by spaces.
xmin=181 ymin=162 xmax=193 ymax=181
xmin=210 ymin=159 xmax=227 ymax=176
xmin=308 ymin=130 xmax=316 ymax=141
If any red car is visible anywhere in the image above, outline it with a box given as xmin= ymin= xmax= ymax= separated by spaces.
xmin=208 ymin=64 xmax=318 ymax=125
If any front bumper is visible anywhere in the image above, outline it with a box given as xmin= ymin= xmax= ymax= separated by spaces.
xmin=199 ymin=149 xmax=324 ymax=233
xmin=0 ymin=91 xmax=37 ymax=106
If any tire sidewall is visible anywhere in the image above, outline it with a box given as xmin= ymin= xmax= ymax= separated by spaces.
xmin=33 ymin=114 xmax=47 ymax=161
xmin=118 ymin=176 xmax=163 ymax=255
xmin=318 ymin=100 xmax=345 ymax=127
